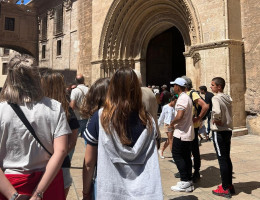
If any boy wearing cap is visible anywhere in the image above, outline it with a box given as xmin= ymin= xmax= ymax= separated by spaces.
xmin=181 ymin=76 xmax=209 ymax=183
xmin=170 ymin=78 xmax=194 ymax=192
xmin=210 ymin=77 xmax=234 ymax=198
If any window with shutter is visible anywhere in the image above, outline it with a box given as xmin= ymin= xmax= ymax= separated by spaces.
xmin=54 ymin=5 xmax=63 ymax=35
xmin=5 ymin=17 xmax=15 ymax=31
xmin=41 ymin=14 xmax=48 ymax=41
xmin=42 ymin=45 xmax=46 ymax=59
xmin=57 ymin=40 xmax=62 ymax=56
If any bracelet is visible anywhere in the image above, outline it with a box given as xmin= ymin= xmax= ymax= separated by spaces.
xmin=9 ymin=192 xmax=19 ymax=200
xmin=36 ymin=191 xmax=44 ymax=199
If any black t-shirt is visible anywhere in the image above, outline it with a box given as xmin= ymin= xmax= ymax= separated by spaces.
xmin=83 ymin=110 xmax=146 ymax=147
xmin=205 ymin=92 xmax=214 ymax=111
xmin=68 ymin=107 xmax=80 ymax=130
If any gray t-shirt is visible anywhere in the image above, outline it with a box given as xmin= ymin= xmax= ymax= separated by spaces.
xmin=70 ymin=84 xmax=89 ymax=120
xmin=0 ymin=97 xmax=71 ymax=174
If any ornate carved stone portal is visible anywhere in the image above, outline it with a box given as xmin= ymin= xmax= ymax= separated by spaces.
xmin=97 ymin=0 xmax=201 ymax=77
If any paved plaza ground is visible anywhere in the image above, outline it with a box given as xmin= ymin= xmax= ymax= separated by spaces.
xmin=68 ymin=134 xmax=260 ymax=200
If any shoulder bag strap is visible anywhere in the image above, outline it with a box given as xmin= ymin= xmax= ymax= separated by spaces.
xmin=9 ymin=103 xmax=52 ymax=156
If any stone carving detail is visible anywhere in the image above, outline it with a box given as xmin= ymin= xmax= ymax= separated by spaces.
xmin=37 ymin=16 xmax=41 ymax=26
xmin=48 ymin=8 xmax=55 ymax=19
xmin=63 ymin=0 xmax=72 ymax=11
xmin=192 ymin=53 xmax=201 ymax=65
xmin=99 ymin=0 xmax=202 ymax=73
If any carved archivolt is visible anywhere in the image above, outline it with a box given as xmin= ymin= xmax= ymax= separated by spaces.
xmin=98 ymin=0 xmax=202 ymax=76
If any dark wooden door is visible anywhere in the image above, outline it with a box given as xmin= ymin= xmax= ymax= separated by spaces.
xmin=146 ymin=27 xmax=185 ymax=88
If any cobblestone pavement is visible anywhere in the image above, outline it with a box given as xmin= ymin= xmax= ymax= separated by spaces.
xmin=68 ymin=134 xmax=260 ymax=200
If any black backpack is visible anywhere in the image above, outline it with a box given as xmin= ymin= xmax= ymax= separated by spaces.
xmin=189 ymin=90 xmax=209 ymax=120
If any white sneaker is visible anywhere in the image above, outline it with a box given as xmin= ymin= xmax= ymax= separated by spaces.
xmin=158 ymin=150 xmax=165 ymax=159
xmin=171 ymin=181 xmax=194 ymax=192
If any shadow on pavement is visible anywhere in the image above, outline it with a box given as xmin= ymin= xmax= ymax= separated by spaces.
xmin=195 ymin=166 xmax=221 ymax=188
xmin=200 ymin=153 xmax=217 ymax=161
xmin=169 ymin=195 xmax=198 ymax=200
xmin=233 ymin=181 xmax=260 ymax=195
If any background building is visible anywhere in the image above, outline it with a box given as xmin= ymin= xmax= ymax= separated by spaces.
xmin=0 ymin=48 xmax=11 ymax=88
xmin=0 ymin=0 xmax=259 ymax=136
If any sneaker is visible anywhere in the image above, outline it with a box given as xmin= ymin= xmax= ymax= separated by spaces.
xmin=217 ymin=185 xmax=235 ymax=195
xmin=158 ymin=150 xmax=165 ymax=159
xmin=192 ymin=171 xmax=200 ymax=183
xmin=174 ymin=172 xmax=180 ymax=178
xmin=212 ymin=185 xmax=231 ymax=198
xmin=171 ymin=181 xmax=194 ymax=192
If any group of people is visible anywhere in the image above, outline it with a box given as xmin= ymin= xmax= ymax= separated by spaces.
xmin=0 ymin=54 xmax=234 ymax=200
xmin=157 ymin=76 xmax=234 ymax=198
xmin=0 ymin=54 xmax=162 ymax=200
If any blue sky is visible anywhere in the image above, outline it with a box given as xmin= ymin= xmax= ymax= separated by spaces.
xmin=16 ymin=0 xmax=31 ymax=4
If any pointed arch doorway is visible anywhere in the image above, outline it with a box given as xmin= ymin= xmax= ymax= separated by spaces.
xmin=146 ymin=27 xmax=186 ymax=88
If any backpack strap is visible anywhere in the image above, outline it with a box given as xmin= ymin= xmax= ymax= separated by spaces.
xmin=189 ymin=90 xmax=199 ymax=113
xmin=9 ymin=103 xmax=52 ymax=156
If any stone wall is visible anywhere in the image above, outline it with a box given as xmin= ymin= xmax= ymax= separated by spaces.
xmin=241 ymin=0 xmax=260 ymax=135
xmin=78 ymin=0 xmax=92 ymax=86
xmin=38 ymin=0 xmax=79 ymax=84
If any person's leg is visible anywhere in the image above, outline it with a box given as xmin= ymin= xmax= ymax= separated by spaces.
xmin=171 ymin=139 xmax=193 ymax=192
xmin=192 ymin=128 xmax=201 ymax=173
xmin=78 ymin=119 xmax=88 ymax=136
xmin=167 ymin=131 xmax=173 ymax=153
xmin=69 ymin=119 xmax=88 ymax=161
xmin=161 ymin=138 xmax=169 ymax=154
xmin=172 ymin=138 xmax=190 ymax=182
xmin=212 ymin=131 xmax=232 ymax=189
xmin=224 ymin=131 xmax=233 ymax=186
xmin=207 ymin=114 xmax=211 ymax=140
xmin=161 ymin=125 xmax=170 ymax=153
xmin=182 ymin=141 xmax=192 ymax=181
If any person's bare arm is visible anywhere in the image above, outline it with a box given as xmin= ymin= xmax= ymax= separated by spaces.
xmin=82 ymin=145 xmax=98 ymax=200
xmin=69 ymin=100 xmax=77 ymax=110
xmin=0 ymin=168 xmax=17 ymax=199
xmin=193 ymin=98 xmax=209 ymax=123
xmin=170 ymin=109 xmax=185 ymax=128
xmin=29 ymin=135 xmax=68 ymax=200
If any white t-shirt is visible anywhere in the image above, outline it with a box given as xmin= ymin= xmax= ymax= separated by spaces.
xmin=70 ymin=84 xmax=89 ymax=120
xmin=0 ymin=97 xmax=71 ymax=174
xmin=173 ymin=92 xmax=194 ymax=141
xmin=158 ymin=104 xmax=175 ymax=126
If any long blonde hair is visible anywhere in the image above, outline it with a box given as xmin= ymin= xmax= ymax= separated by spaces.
xmin=101 ymin=67 xmax=152 ymax=145
xmin=0 ymin=54 xmax=43 ymax=104
xmin=41 ymin=71 xmax=70 ymax=119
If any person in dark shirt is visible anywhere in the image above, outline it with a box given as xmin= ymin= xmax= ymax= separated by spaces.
xmin=160 ymin=85 xmax=171 ymax=108
xmin=199 ymin=85 xmax=214 ymax=141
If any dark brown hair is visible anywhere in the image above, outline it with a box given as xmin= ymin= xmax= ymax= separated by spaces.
xmin=212 ymin=77 xmax=225 ymax=89
xmin=80 ymin=78 xmax=110 ymax=119
xmin=101 ymin=67 xmax=153 ymax=145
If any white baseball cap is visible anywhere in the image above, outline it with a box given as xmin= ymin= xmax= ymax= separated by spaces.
xmin=170 ymin=78 xmax=187 ymax=87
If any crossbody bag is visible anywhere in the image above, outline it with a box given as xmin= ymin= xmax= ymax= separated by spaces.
xmin=9 ymin=103 xmax=71 ymax=168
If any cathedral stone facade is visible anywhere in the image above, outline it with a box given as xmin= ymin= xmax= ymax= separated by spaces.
xmin=0 ymin=0 xmax=259 ymax=136
xmin=81 ymin=0 xmax=259 ymax=136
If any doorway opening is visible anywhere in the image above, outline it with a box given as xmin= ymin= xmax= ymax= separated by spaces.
xmin=146 ymin=27 xmax=186 ymax=88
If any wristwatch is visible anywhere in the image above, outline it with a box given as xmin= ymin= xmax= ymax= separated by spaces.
xmin=36 ymin=191 xmax=44 ymax=199
xmin=10 ymin=192 xmax=18 ymax=200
